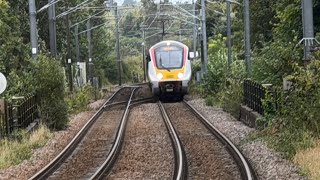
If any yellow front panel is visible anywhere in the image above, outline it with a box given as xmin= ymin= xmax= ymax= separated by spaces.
xmin=155 ymin=67 xmax=185 ymax=81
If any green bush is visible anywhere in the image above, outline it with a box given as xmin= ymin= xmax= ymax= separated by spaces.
xmin=205 ymin=96 xmax=216 ymax=107
xmin=278 ymin=61 xmax=320 ymax=135
xmin=256 ymin=60 xmax=320 ymax=158
xmin=202 ymin=35 xmax=228 ymax=94
xmin=32 ymin=55 xmax=68 ymax=130
xmin=66 ymin=86 xmax=93 ymax=113
xmin=202 ymin=35 xmax=246 ymax=117
xmin=252 ymin=40 xmax=301 ymax=85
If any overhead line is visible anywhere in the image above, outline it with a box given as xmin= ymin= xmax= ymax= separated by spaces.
xmin=37 ymin=0 xmax=62 ymax=13
xmin=56 ymin=0 xmax=96 ymax=19
xmin=70 ymin=9 xmax=106 ymax=28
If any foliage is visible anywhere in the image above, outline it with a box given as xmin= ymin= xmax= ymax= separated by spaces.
xmin=280 ymin=61 xmax=320 ymax=135
xmin=66 ymin=86 xmax=92 ymax=114
xmin=202 ymin=35 xmax=228 ymax=94
xmin=255 ymin=60 xmax=320 ymax=158
xmin=218 ymin=60 xmax=246 ymax=117
xmin=0 ymin=125 xmax=51 ymax=169
xmin=0 ymin=0 xmax=29 ymax=76
xmin=201 ymin=34 xmax=246 ymax=117
xmin=32 ymin=55 xmax=68 ymax=130
xmin=257 ymin=126 xmax=314 ymax=159
xmin=252 ymin=40 xmax=302 ymax=85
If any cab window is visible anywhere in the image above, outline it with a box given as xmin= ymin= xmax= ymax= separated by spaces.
xmin=155 ymin=46 xmax=184 ymax=69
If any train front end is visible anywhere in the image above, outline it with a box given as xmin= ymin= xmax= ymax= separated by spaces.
xmin=147 ymin=41 xmax=191 ymax=97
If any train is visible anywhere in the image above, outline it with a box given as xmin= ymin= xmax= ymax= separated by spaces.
xmin=147 ymin=40 xmax=192 ymax=99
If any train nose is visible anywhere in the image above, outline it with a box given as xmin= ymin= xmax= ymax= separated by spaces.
xmin=165 ymin=84 xmax=175 ymax=92
xmin=165 ymin=84 xmax=175 ymax=89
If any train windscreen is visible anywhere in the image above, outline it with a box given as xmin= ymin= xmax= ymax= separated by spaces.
xmin=155 ymin=46 xmax=184 ymax=69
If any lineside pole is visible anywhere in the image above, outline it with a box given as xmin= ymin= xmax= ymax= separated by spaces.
xmin=227 ymin=0 xmax=232 ymax=66
xmin=48 ymin=0 xmax=57 ymax=57
xmin=201 ymin=0 xmax=208 ymax=74
xmin=115 ymin=3 xmax=122 ymax=86
xmin=75 ymin=24 xmax=80 ymax=64
xmin=29 ymin=0 xmax=38 ymax=59
xmin=302 ymin=0 xmax=314 ymax=61
xmin=193 ymin=0 xmax=197 ymax=60
xmin=87 ymin=19 xmax=93 ymax=85
xmin=66 ymin=3 xmax=73 ymax=93
xmin=244 ymin=0 xmax=251 ymax=77
xmin=142 ymin=28 xmax=146 ymax=82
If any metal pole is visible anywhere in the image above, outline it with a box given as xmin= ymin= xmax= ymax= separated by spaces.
xmin=87 ymin=19 xmax=93 ymax=84
xmin=244 ymin=0 xmax=251 ymax=77
xmin=29 ymin=0 xmax=38 ymax=59
xmin=227 ymin=0 xmax=232 ymax=66
xmin=142 ymin=29 xmax=146 ymax=82
xmin=75 ymin=24 xmax=80 ymax=63
xmin=193 ymin=0 xmax=197 ymax=59
xmin=302 ymin=0 xmax=314 ymax=61
xmin=201 ymin=0 xmax=208 ymax=73
xmin=66 ymin=4 xmax=73 ymax=93
xmin=179 ymin=29 xmax=182 ymax=41
xmin=115 ymin=4 xmax=122 ymax=86
xmin=48 ymin=0 xmax=57 ymax=57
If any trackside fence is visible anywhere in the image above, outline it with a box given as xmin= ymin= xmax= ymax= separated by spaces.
xmin=0 ymin=94 xmax=39 ymax=139
xmin=243 ymin=80 xmax=266 ymax=115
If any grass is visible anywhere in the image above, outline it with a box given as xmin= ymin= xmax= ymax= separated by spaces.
xmin=0 ymin=125 xmax=51 ymax=169
xmin=294 ymin=140 xmax=320 ymax=180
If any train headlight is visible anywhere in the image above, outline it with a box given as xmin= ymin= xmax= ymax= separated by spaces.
xmin=178 ymin=72 xmax=184 ymax=79
xmin=157 ymin=73 xmax=163 ymax=80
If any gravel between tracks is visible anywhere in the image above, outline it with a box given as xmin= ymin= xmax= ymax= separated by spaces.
xmin=108 ymin=103 xmax=174 ymax=180
xmin=164 ymin=103 xmax=241 ymax=180
xmin=48 ymin=106 xmax=124 ymax=180
xmin=188 ymin=99 xmax=306 ymax=180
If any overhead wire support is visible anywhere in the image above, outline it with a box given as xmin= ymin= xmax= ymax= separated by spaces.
xmin=76 ymin=4 xmax=139 ymax=35
xmin=207 ymin=0 xmax=241 ymax=5
xmin=56 ymin=0 xmax=96 ymax=19
xmin=160 ymin=3 xmax=200 ymax=20
xmin=77 ymin=22 xmax=112 ymax=35
xmin=147 ymin=14 xmax=159 ymax=29
xmin=70 ymin=9 xmax=106 ymax=28
xmin=195 ymin=2 xmax=224 ymax=15
xmin=37 ymin=0 xmax=62 ymax=13
xmin=164 ymin=14 xmax=197 ymax=26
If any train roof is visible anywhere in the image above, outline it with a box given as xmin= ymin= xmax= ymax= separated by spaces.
xmin=150 ymin=40 xmax=188 ymax=50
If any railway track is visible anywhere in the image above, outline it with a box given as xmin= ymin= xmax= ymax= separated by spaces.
xmin=183 ymin=100 xmax=255 ymax=180
xmin=29 ymin=86 xmax=153 ymax=180
xmin=161 ymin=100 xmax=255 ymax=180
xmin=104 ymin=100 xmax=254 ymax=180
xmin=30 ymin=85 xmax=255 ymax=180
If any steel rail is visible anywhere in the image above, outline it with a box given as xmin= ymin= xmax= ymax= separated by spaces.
xmin=90 ymin=87 xmax=139 ymax=179
xmin=29 ymin=87 xmax=132 ymax=180
xmin=158 ymin=102 xmax=187 ymax=180
xmin=182 ymin=100 xmax=256 ymax=180
xmin=103 ymin=97 xmax=154 ymax=109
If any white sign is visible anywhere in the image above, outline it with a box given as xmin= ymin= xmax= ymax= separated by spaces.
xmin=189 ymin=51 xmax=199 ymax=59
xmin=89 ymin=58 xmax=92 ymax=62
xmin=32 ymin=48 xmax=37 ymax=54
xmin=0 ymin=72 xmax=7 ymax=94
xmin=68 ymin=59 xmax=72 ymax=64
